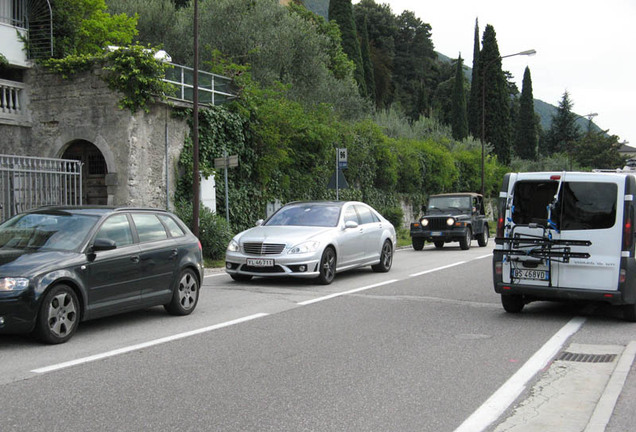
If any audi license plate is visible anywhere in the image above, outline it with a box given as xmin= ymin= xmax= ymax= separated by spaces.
xmin=513 ymin=269 xmax=549 ymax=281
xmin=247 ymin=258 xmax=274 ymax=267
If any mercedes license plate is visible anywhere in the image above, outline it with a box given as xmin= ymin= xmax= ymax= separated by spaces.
xmin=247 ymin=258 xmax=274 ymax=267
xmin=513 ymin=269 xmax=549 ymax=281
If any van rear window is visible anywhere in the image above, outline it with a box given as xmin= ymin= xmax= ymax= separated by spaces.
xmin=512 ymin=181 xmax=617 ymax=230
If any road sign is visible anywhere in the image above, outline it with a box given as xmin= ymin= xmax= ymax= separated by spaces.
xmin=338 ymin=148 xmax=348 ymax=169
xmin=214 ymin=155 xmax=239 ymax=169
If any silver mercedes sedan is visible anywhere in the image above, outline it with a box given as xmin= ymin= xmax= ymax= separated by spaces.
xmin=225 ymin=201 xmax=397 ymax=284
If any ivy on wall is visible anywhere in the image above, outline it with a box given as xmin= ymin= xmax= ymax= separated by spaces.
xmin=40 ymin=44 xmax=174 ymax=113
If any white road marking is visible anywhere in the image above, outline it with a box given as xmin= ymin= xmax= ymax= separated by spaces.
xmin=409 ymin=253 xmax=492 ymax=277
xmin=204 ymin=272 xmax=226 ymax=278
xmin=453 ymin=316 xmax=586 ymax=432
xmin=297 ymin=280 xmax=399 ymax=306
xmin=31 ymin=313 xmax=269 ymax=374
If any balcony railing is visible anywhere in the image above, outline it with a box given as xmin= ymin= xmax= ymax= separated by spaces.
xmin=163 ymin=63 xmax=235 ymax=106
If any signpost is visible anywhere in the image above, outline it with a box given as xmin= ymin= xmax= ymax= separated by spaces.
xmin=214 ymin=151 xmax=238 ymax=223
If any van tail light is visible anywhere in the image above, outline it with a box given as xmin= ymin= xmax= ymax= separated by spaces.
xmin=495 ymin=262 xmax=503 ymax=275
xmin=623 ymin=203 xmax=633 ymax=251
xmin=496 ymin=198 xmax=506 ymax=238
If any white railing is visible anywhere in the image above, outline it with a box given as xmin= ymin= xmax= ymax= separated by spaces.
xmin=163 ymin=63 xmax=235 ymax=105
xmin=0 ymin=78 xmax=26 ymax=120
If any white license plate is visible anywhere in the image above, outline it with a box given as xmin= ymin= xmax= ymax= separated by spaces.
xmin=247 ymin=258 xmax=274 ymax=267
xmin=431 ymin=231 xmax=442 ymax=236
xmin=514 ymin=269 xmax=549 ymax=281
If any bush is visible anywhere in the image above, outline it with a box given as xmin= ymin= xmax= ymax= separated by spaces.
xmin=175 ymin=201 xmax=233 ymax=260
xmin=380 ymin=206 xmax=404 ymax=229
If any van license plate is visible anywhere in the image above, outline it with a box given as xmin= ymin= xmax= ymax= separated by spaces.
xmin=514 ymin=269 xmax=549 ymax=281
xmin=247 ymin=258 xmax=274 ymax=267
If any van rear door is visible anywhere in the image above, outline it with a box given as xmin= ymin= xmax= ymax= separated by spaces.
xmin=553 ymin=177 xmax=622 ymax=291
xmin=503 ymin=173 xmax=621 ymax=292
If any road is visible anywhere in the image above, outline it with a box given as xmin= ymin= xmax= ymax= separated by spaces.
xmin=0 ymin=241 xmax=635 ymax=431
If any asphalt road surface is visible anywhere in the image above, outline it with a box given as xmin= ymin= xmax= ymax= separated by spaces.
xmin=1 ymin=240 xmax=635 ymax=431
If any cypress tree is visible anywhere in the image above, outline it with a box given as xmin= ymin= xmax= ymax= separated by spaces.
xmin=451 ymin=55 xmax=468 ymax=140
xmin=467 ymin=18 xmax=481 ymax=137
xmin=542 ymin=91 xmax=581 ymax=155
xmin=360 ymin=14 xmax=375 ymax=103
xmin=514 ymin=67 xmax=537 ymax=159
xmin=480 ymin=24 xmax=511 ymax=165
xmin=328 ymin=0 xmax=366 ymax=96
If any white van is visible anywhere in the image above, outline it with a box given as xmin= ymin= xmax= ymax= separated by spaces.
xmin=492 ymin=171 xmax=636 ymax=321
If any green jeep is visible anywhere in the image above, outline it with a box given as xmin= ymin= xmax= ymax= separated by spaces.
xmin=410 ymin=193 xmax=489 ymax=250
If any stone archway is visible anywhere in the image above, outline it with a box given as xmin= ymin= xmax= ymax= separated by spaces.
xmin=61 ymin=140 xmax=108 ymax=205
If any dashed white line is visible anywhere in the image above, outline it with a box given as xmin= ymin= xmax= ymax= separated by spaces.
xmin=31 ymin=313 xmax=269 ymax=374
xmin=298 ymin=280 xmax=399 ymax=306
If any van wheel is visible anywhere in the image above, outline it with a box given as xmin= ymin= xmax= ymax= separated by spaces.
xmin=460 ymin=228 xmax=472 ymax=250
xmin=501 ymin=294 xmax=524 ymax=313
xmin=478 ymin=227 xmax=489 ymax=247
xmin=412 ymin=237 xmax=424 ymax=251
xmin=623 ymin=304 xmax=636 ymax=322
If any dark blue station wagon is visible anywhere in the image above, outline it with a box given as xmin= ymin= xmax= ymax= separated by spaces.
xmin=0 ymin=206 xmax=203 ymax=344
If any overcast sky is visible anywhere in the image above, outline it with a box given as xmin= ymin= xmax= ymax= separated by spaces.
xmin=369 ymin=0 xmax=636 ymax=147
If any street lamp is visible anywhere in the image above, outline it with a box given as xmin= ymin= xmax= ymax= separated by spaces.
xmin=192 ymin=0 xmax=200 ymax=237
xmin=480 ymin=49 xmax=536 ymax=196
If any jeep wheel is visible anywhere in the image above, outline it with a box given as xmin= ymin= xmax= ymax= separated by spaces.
xmin=459 ymin=228 xmax=472 ymax=250
xmin=501 ymin=294 xmax=524 ymax=313
xmin=412 ymin=237 xmax=424 ymax=251
xmin=434 ymin=241 xmax=444 ymax=249
xmin=478 ymin=227 xmax=489 ymax=247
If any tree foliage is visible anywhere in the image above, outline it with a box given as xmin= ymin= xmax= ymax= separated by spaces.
xmin=328 ymin=0 xmax=366 ymax=95
xmin=514 ymin=67 xmax=537 ymax=159
xmin=53 ymin=0 xmax=137 ymax=57
xmin=479 ymin=25 xmax=511 ymax=164
xmin=451 ymin=55 xmax=468 ymax=140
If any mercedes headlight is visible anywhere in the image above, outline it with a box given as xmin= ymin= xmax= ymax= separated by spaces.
xmin=227 ymin=239 xmax=240 ymax=252
xmin=0 ymin=277 xmax=29 ymax=291
xmin=288 ymin=241 xmax=321 ymax=254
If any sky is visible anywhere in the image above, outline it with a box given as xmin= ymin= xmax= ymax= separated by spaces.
xmin=366 ymin=0 xmax=636 ymax=147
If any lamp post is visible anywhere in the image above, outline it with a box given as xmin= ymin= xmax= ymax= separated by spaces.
xmin=480 ymin=49 xmax=536 ymax=196
xmin=192 ymin=0 xmax=200 ymax=237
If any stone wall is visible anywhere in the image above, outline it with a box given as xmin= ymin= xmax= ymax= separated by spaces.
xmin=1 ymin=66 xmax=190 ymax=210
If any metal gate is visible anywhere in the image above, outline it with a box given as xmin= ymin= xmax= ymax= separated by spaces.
xmin=0 ymin=154 xmax=82 ymax=222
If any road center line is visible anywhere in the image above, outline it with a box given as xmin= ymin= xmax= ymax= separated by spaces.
xmin=453 ymin=316 xmax=586 ymax=432
xmin=31 ymin=313 xmax=269 ymax=374
xmin=298 ymin=280 xmax=399 ymax=306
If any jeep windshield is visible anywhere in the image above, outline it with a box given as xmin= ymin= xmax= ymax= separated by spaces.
xmin=427 ymin=196 xmax=471 ymax=213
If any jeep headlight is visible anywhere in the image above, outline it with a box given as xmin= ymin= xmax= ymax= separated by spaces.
xmin=227 ymin=239 xmax=240 ymax=252
xmin=421 ymin=218 xmax=429 ymax=227
xmin=0 ymin=277 xmax=30 ymax=291
xmin=288 ymin=241 xmax=321 ymax=254
xmin=446 ymin=217 xmax=455 ymax=226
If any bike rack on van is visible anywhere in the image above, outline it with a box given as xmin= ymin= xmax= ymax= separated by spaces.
xmin=495 ymin=223 xmax=592 ymax=286
xmin=495 ymin=223 xmax=591 ymax=263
